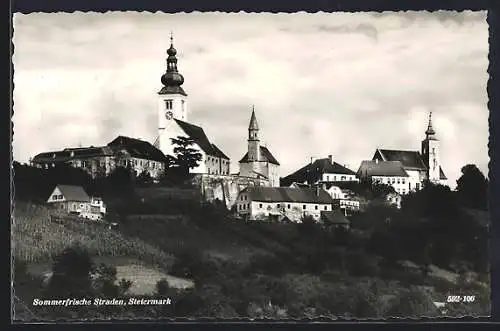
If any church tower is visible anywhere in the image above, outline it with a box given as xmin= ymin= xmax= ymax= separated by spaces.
xmin=421 ymin=112 xmax=441 ymax=182
xmin=156 ymin=33 xmax=188 ymax=155
xmin=247 ymin=107 xmax=260 ymax=163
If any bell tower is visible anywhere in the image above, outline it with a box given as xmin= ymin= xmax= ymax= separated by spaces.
xmin=156 ymin=32 xmax=188 ymax=156
xmin=421 ymin=112 xmax=441 ymax=183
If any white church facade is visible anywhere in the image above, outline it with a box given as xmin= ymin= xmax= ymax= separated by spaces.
xmin=357 ymin=112 xmax=447 ymax=195
xmin=153 ymin=35 xmax=230 ymax=175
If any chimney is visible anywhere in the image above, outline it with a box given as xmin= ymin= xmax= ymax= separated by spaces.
xmin=328 ymin=155 xmax=333 ymax=164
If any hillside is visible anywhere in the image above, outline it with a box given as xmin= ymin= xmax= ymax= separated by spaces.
xmin=12 ymin=202 xmax=174 ymax=269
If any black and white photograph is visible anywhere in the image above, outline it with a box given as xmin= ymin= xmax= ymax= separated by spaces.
xmin=12 ymin=11 xmax=491 ymax=321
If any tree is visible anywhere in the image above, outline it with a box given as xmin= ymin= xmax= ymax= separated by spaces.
xmin=169 ymin=136 xmax=203 ymax=177
xmin=45 ymin=245 xmax=94 ymax=298
xmin=456 ymin=164 xmax=488 ymax=210
xmin=136 ymin=170 xmax=153 ymax=186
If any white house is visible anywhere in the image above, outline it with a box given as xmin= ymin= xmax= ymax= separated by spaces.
xmin=357 ymin=159 xmax=414 ymax=195
xmin=281 ymin=155 xmax=358 ymax=187
xmin=46 ymin=184 xmax=106 ymax=221
xmin=153 ymin=36 xmax=230 ymax=175
xmin=236 ymin=186 xmax=334 ymax=222
xmin=238 ymin=108 xmax=280 ymax=187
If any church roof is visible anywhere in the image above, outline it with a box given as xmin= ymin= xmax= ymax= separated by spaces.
xmin=374 ymin=149 xmax=428 ymax=170
xmin=158 ymin=85 xmax=187 ymax=96
xmin=439 ymin=167 xmax=447 ymax=180
xmin=241 ymin=186 xmax=334 ymax=204
xmin=281 ymin=157 xmax=356 ymax=186
xmin=174 ymin=119 xmax=230 ymax=160
xmin=357 ymin=160 xmax=410 ymax=177
xmin=239 ymin=146 xmax=280 ymax=165
xmin=107 ymin=136 xmax=168 ymax=162
xmin=373 ymin=148 xmax=447 ymax=180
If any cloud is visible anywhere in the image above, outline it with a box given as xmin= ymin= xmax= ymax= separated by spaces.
xmin=12 ymin=11 xmax=489 ymax=188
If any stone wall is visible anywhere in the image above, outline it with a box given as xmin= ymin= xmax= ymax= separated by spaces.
xmin=191 ymin=174 xmax=269 ymax=210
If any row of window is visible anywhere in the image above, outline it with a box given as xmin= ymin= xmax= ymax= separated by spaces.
xmin=325 ymin=175 xmax=351 ymax=181
xmin=51 ymin=194 xmax=63 ymax=200
xmin=374 ymin=177 xmax=406 ymax=185
xmin=238 ymin=202 xmax=329 ymax=211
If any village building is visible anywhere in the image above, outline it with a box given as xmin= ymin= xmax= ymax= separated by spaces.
xmin=319 ymin=183 xmax=361 ymax=215
xmin=238 ymin=109 xmax=280 ymax=187
xmin=46 ymin=184 xmax=106 ymax=221
xmin=357 ymin=112 xmax=447 ymax=194
xmin=235 ymin=186 xmax=334 ymax=222
xmin=280 ymin=155 xmax=358 ymax=187
xmin=31 ymin=136 xmax=167 ymax=179
xmin=153 ymin=35 xmax=230 ymax=175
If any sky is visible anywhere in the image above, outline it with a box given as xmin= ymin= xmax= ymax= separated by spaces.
xmin=12 ymin=11 xmax=489 ymax=188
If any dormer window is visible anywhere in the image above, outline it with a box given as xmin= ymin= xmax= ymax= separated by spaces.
xmin=165 ymin=99 xmax=173 ymax=110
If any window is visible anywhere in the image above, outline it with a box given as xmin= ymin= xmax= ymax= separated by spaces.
xmin=259 ymin=203 xmax=263 ymax=208
xmin=397 ymin=178 xmax=400 ymax=184
xmin=315 ymin=205 xmax=318 ymax=210
xmin=341 ymin=176 xmax=346 ymax=181
xmin=287 ymin=204 xmax=291 ymax=209
xmin=333 ymin=176 xmax=337 ymax=181
xmin=164 ymin=99 xmax=173 ymax=110
xmin=324 ymin=206 xmax=327 ymax=210
xmin=402 ymin=178 xmax=405 ymax=184
xmin=391 ymin=178 xmax=395 ymax=184
xmin=181 ymin=100 xmax=185 ymax=111
xmin=247 ymin=203 xmax=250 ymax=209
xmin=303 ymin=205 xmax=306 ymax=210
xmin=277 ymin=204 xmax=280 ymax=208
xmin=326 ymin=175 xmax=330 ymax=181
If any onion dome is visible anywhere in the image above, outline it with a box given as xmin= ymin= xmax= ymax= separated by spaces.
xmin=425 ymin=112 xmax=436 ymax=138
xmin=159 ymin=32 xmax=187 ymax=96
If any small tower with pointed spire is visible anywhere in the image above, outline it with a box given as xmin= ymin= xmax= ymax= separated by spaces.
xmin=247 ymin=106 xmax=260 ymax=163
xmin=157 ymin=32 xmax=189 ymax=156
xmin=421 ymin=112 xmax=441 ymax=183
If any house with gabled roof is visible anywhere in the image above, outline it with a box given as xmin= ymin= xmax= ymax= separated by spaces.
xmin=280 ymin=155 xmax=358 ymax=187
xmin=357 ymin=112 xmax=448 ymax=194
xmin=235 ymin=186 xmax=334 ymax=222
xmin=46 ymin=184 xmax=106 ymax=220
xmin=238 ymin=108 xmax=280 ymax=187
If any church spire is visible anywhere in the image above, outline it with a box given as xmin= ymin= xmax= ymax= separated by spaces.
xmin=249 ymin=105 xmax=259 ymax=130
xmin=425 ymin=111 xmax=436 ymax=139
xmin=159 ymin=31 xmax=186 ymax=96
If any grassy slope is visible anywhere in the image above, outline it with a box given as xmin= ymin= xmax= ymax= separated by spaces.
xmin=12 ymin=201 xmax=174 ymax=270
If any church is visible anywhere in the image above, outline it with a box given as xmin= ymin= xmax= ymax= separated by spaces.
xmin=153 ymin=35 xmax=231 ymax=175
xmin=357 ymin=112 xmax=447 ymax=194
xmin=238 ymin=108 xmax=280 ymax=187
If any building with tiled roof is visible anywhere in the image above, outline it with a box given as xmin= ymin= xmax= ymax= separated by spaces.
xmin=235 ymin=186 xmax=334 ymax=222
xmin=31 ymin=136 xmax=167 ymax=179
xmin=238 ymin=108 xmax=280 ymax=186
xmin=153 ymin=35 xmax=230 ymax=176
xmin=280 ymin=155 xmax=358 ymax=187
xmin=357 ymin=112 xmax=448 ymax=194
xmin=46 ymin=184 xmax=107 ymax=220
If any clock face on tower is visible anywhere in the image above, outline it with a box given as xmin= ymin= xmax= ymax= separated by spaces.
xmin=165 ymin=111 xmax=173 ymax=120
